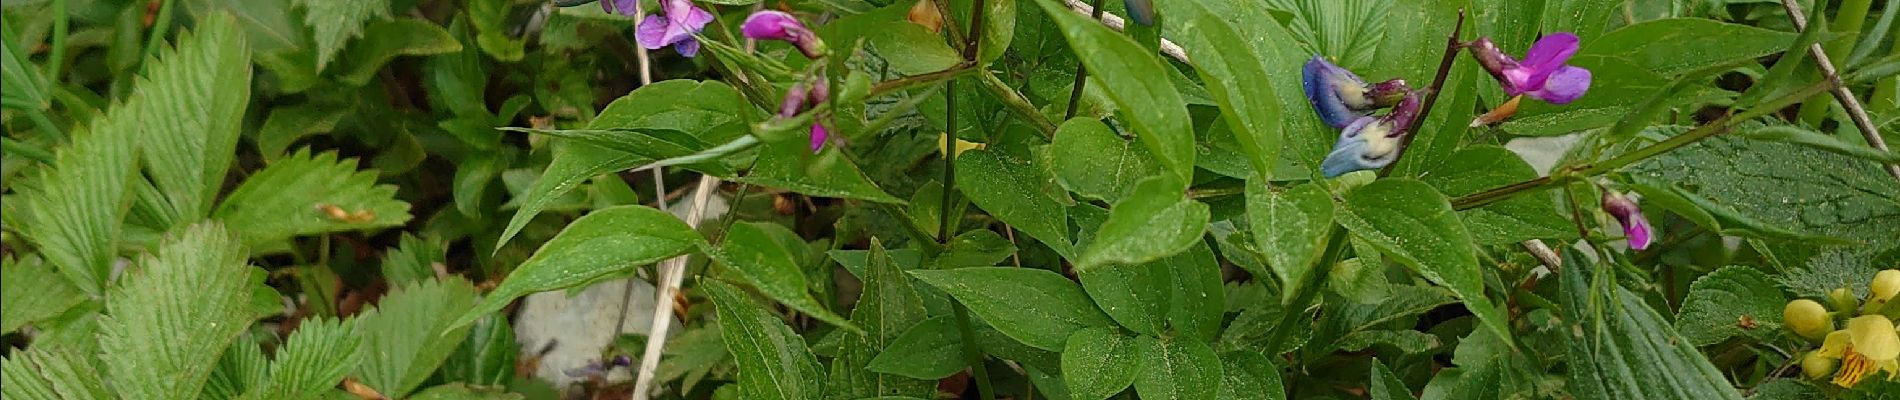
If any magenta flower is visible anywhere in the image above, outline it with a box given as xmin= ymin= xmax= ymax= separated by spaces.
xmin=1302 ymin=56 xmax=1410 ymax=128
xmin=1469 ymin=33 xmax=1592 ymax=104
xmin=633 ymin=0 xmax=713 ymax=57
xmin=1320 ymin=92 xmax=1419 ymax=178
xmin=810 ymin=123 xmax=831 ymax=153
xmin=743 ymin=11 xmax=828 ymax=59
xmin=776 ymin=74 xmax=835 ymax=153
xmin=1600 ymin=191 xmax=1654 ymax=250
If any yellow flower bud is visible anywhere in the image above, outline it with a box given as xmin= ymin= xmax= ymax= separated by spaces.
xmin=1785 ymin=299 xmax=1833 ymax=341
xmin=1802 ymin=351 xmax=1840 ymax=380
xmin=1873 ymin=269 xmax=1899 ymax=303
xmin=1827 ymin=288 xmax=1860 ymax=314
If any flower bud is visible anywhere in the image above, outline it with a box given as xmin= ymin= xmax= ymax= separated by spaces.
xmin=1600 ymin=191 xmax=1654 ymax=250
xmin=1873 ymin=270 xmax=1900 ymax=303
xmin=743 ymin=11 xmax=828 ymax=59
xmin=1828 ymin=288 xmax=1861 ymax=315
xmin=778 ymin=81 xmax=811 ymax=118
xmin=1802 ymin=351 xmax=1841 ymax=380
xmin=809 ymin=122 xmax=831 ymax=153
xmin=1785 ymin=299 xmax=1833 ymax=341
xmin=908 ymin=0 xmax=945 ymax=33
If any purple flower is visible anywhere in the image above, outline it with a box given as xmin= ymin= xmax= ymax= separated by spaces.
xmin=743 ymin=11 xmax=828 ymax=59
xmin=1302 ymin=56 xmax=1409 ymax=128
xmin=635 ymin=0 xmax=713 ymax=57
xmin=1125 ymin=0 xmax=1155 ymax=26
xmin=1470 ymin=33 xmax=1592 ymax=104
xmin=1601 ymin=191 xmax=1654 ymax=250
xmin=779 ymin=81 xmax=811 ymax=118
xmin=810 ymin=123 xmax=831 ymax=153
xmin=1320 ymin=92 xmax=1418 ymax=178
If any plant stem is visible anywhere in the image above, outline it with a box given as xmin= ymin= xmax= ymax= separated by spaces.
xmin=1063 ymin=0 xmax=1109 ymax=120
xmin=978 ymin=69 xmax=1058 ymax=137
xmin=142 ymin=0 xmax=175 ymax=58
xmin=48 ymin=0 xmax=68 ymax=79
xmin=870 ymin=62 xmax=977 ymax=97
xmin=23 ymin=107 xmax=65 ymax=142
xmin=949 ymin=0 xmax=996 ymax=397
xmin=1780 ymin=0 xmax=1900 ymax=182
xmin=1 ymin=136 xmax=55 ymax=164
xmin=1378 ymin=8 xmax=1466 ymax=177
xmin=1795 ymin=0 xmax=1872 ymax=124
xmin=1450 ymin=79 xmax=1837 ymax=210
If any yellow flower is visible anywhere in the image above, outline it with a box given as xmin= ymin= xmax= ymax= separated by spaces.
xmin=1817 ymin=316 xmax=1900 ymax=387
xmin=1785 ymin=299 xmax=1833 ymax=341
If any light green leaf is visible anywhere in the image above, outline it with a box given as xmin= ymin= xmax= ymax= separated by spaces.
xmin=867 ymin=316 xmax=965 ymax=380
xmin=1779 ymin=249 xmax=1882 ymax=300
xmin=956 ymin=149 xmax=1072 ymax=256
xmin=910 ymin=267 xmax=1115 ymax=351
xmin=1370 ymin=358 xmax=1415 ymax=400
xmin=1076 ymin=176 xmax=1209 ymax=271
xmin=181 ymin=0 xmax=308 ymax=55
xmin=133 ymin=12 xmax=252 ymax=228
xmin=1158 ymin=0 xmax=1285 ymax=179
xmin=925 ymin=229 xmax=1018 ymax=270
xmin=99 ymin=223 xmax=255 ymax=400
xmin=1420 ymin=146 xmax=1574 ymax=245
xmin=1215 ymin=351 xmax=1285 ymax=400
xmin=354 ymin=278 xmax=481 ymax=398
xmin=710 ymin=221 xmax=858 ymax=332
xmin=1245 ymin=182 xmax=1332 ymax=303
xmin=1033 ymin=0 xmax=1194 ymax=183
xmin=1337 ymin=330 xmax=1442 ymax=354
xmin=868 ymin=21 xmax=960 ymax=75
xmin=737 ymin=138 xmax=905 ymax=204
xmin=1559 ymin=250 xmax=1745 ymax=400
xmin=1 ymin=22 xmax=49 ymax=110
xmin=379 ymin=234 xmax=444 ymax=288
xmin=830 ymin=241 xmax=935 ymax=399
xmin=1166 ymin=241 xmax=1224 ymax=343
xmin=1333 ymin=179 xmax=1511 ymax=346
xmin=1366 ymin=0 xmax=1461 ymax=82
xmin=456 ymin=205 xmax=703 ymax=329
xmin=705 ymin=280 xmax=828 ymax=400
xmin=205 ymin=336 xmax=270 ymax=400
xmin=1079 ymin=262 xmax=1172 ymax=336
xmin=1 ymin=345 xmax=113 ymax=400
xmin=1260 ymin=0 xmax=1385 ymax=72
xmin=1 ymin=256 xmax=85 ymax=334
xmin=263 ymin=318 xmax=361 ymax=399
xmin=1627 ymin=136 xmax=1900 ymax=253
xmin=1051 ymin=118 xmax=1163 ymax=203
xmin=1580 ymin=18 xmax=1796 ymax=76
xmin=1739 ymin=125 xmax=1900 ymax=164
xmin=469 ymin=0 xmax=525 ymax=61
xmin=407 ymin=383 xmax=525 ymax=400
xmin=334 ymin=18 xmax=462 ymax=86
xmin=1060 ymin=327 xmax=1141 ymax=400
xmin=213 ymin=149 xmax=412 ymax=248
xmin=295 ymin=0 xmax=390 ymax=70
xmin=1676 ymin=266 xmax=1787 ymax=346
xmin=1540 ymin=0 xmax=1619 ymax=41
xmin=1133 ymin=336 xmax=1222 ymax=400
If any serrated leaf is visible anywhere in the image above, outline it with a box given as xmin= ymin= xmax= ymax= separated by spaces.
xmin=1 ymin=345 xmax=113 ymax=400
xmin=407 ymin=383 xmax=525 ymax=400
xmin=437 ymin=313 xmax=514 ymax=386
xmin=354 ymin=278 xmax=481 ymax=398
xmin=1581 ymin=18 xmax=1796 ymax=76
xmin=1075 ymin=176 xmax=1210 ymax=271
xmin=910 ymin=267 xmax=1115 ymax=351
xmin=1627 ymin=136 xmax=1900 ymax=253
xmin=1333 ymin=179 xmax=1512 ymax=347
xmin=296 ymin=0 xmax=389 ymax=69
xmin=1133 ymin=336 xmax=1222 ymax=400
xmin=254 ymin=103 xmax=347 ymax=160
xmin=99 ymin=223 xmax=255 ymax=400
xmin=1559 ymin=250 xmax=1745 ymax=400
xmin=1158 ymin=0 xmax=1285 ymax=180
xmin=1780 ymin=249 xmax=1882 ymax=299
xmin=1033 ymin=0 xmax=1194 ymax=183
xmin=1 ymin=256 xmax=86 ymax=334
xmin=335 ymin=18 xmax=461 ymax=86
xmin=379 ymin=234 xmax=444 ymax=288
xmin=1676 ymin=266 xmax=1787 ymax=346
xmin=132 ymin=13 xmax=252 ymax=228
xmin=1420 ymin=146 xmax=1574 ymax=245
xmin=709 ymin=221 xmax=858 ymax=332
xmin=1216 ymin=351 xmax=1285 ymax=400
xmin=213 ymin=149 xmax=412 ymax=248
xmin=1245 ymin=182 xmax=1332 ymax=303
xmin=1061 ymin=327 xmax=1141 ymax=400
xmin=455 ymin=205 xmax=703 ymax=328
xmin=830 ymin=241 xmax=935 ymax=399
xmin=205 ymin=336 xmax=270 ymax=400
xmin=957 ymin=149 xmax=1074 ymax=258
xmin=1746 ymin=379 xmax=1822 ymax=400
xmin=263 ymin=318 xmax=362 ymax=398
xmin=1337 ymin=330 xmax=1441 ymax=353
xmin=704 ymin=280 xmax=828 ymax=400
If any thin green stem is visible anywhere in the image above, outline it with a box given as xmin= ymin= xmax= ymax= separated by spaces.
xmin=24 ymin=107 xmax=65 ymax=142
xmin=871 ymin=62 xmax=977 ymax=97
xmin=1063 ymin=0 xmax=1110 ymax=120
xmin=1 ymin=137 xmax=56 ymax=164
xmin=142 ymin=0 xmax=176 ymax=59
xmin=977 ymin=69 xmax=1058 ymax=137
xmin=1262 ymin=226 xmax=1349 ymax=354
xmin=48 ymin=0 xmax=69 ymax=79
xmin=1378 ymin=8 xmax=1466 ymax=177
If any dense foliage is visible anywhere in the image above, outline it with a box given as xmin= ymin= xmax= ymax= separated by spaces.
xmin=1 ymin=0 xmax=1898 ymax=399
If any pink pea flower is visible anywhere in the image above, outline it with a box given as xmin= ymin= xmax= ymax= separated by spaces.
xmin=1601 ymin=191 xmax=1654 ymax=250
xmin=742 ymin=11 xmax=828 ymax=59
xmin=630 ymin=0 xmax=712 ymax=57
xmin=1469 ymin=32 xmax=1592 ymax=104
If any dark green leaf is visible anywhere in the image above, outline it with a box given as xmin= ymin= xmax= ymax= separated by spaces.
xmin=1167 ymin=242 xmax=1224 ymax=343
xmin=334 ymin=19 xmax=461 ymax=85
xmin=1628 ymin=136 xmax=1900 ymax=252
xmin=1133 ymin=336 xmax=1222 ymax=400
xmin=957 ymin=149 xmax=1074 ymax=257
xmin=1420 ymin=146 xmax=1574 ymax=245
xmin=868 ymin=21 xmax=960 ymax=75
xmin=1076 ymin=176 xmax=1210 ymax=271
xmin=1245 ymin=182 xmax=1332 ymax=303
xmin=867 ymin=316 xmax=965 ymax=380
xmin=454 ymin=205 xmax=703 ymax=329
xmin=704 ymin=280 xmax=828 ymax=400
xmin=1158 ymin=0 xmax=1286 ymax=179
xmin=710 ymin=222 xmax=857 ymax=332
xmin=1060 ymin=327 xmax=1141 ymax=400
xmin=1079 ymin=262 xmax=1172 ymax=336
xmin=1051 ymin=118 xmax=1163 ymax=203
xmin=295 ymin=0 xmax=389 ymax=69
xmin=1560 ymin=250 xmax=1745 ymax=400
xmin=1580 ymin=18 xmax=1796 ymax=76
xmin=1033 ymin=0 xmax=1194 ymax=183
xmin=910 ymin=267 xmax=1115 ymax=351
xmin=438 ymin=314 xmax=515 ymax=386
xmin=354 ymin=278 xmax=480 ymax=398
xmin=1370 ymin=358 xmax=1414 ymax=400
xmin=738 ymin=138 xmax=906 ymax=204
xmin=829 ymin=241 xmax=935 ymax=399
xmin=1676 ymin=266 xmax=1787 ymax=346
xmin=1333 ymin=179 xmax=1511 ymax=346
xmin=1215 ymin=351 xmax=1285 ymax=400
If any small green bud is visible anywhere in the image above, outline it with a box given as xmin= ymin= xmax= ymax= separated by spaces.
xmin=1801 ymin=351 xmax=1839 ymax=380
xmin=1827 ymin=288 xmax=1860 ymax=315
xmin=1785 ymin=299 xmax=1833 ymax=341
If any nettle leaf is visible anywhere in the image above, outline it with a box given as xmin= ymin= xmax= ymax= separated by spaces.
xmin=709 ymin=221 xmax=858 ymax=332
xmin=1034 ymin=0 xmax=1194 ymax=183
xmin=0 ymin=256 xmax=86 ymax=334
xmin=1581 ymin=18 xmax=1796 ymax=76
xmin=500 ymin=79 xmax=754 ymax=248
xmin=1246 ymin=182 xmax=1333 ymax=303
xmin=1779 ymin=249 xmax=1882 ymax=299
xmin=1676 ymin=266 xmax=1787 ymax=347
xmin=1061 ymin=327 xmax=1141 ymax=400
xmin=455 ymin=205 xmax=703 ymax=328
xmin=354 ymin=278 xmax=481 ymax=398
xmin=911 ymin=267 xmax=1115 ymax=351
xmin=1420 ymin=146 xmax=1574 ymax=245
xmin=1333 ymin=179 xmax=1512 ymax=346
xmin=296 ymin=0 xmax=390 ymax=70
xmin=704 ymin=280 xmax=828 ymax=400
xmin=1075 ymin=176 xmax=1210 ymax=271
xmin=334 ymin=19 xmax=462 ymax=86
xmin=1560 ymin=250 xmax=1744 ymax=400
xmin=213 ymin=149 xmax=412 ymax=248
xmin=99 ymin=224 xmax=255 ymax=400
xmin=1628 ymin=136 xmax=1900 ymax=253
xmin=1 ymin=345 xmax=113 ymax=400
xmin=830 ymin=241 xmax=936 ymax=399
xmin=263 ymin=318 xmax=362 ymax=398
xmin=1216 ymin=351 xmax=1286 ymax=400
xmin=957 ymin=149 xmax=1074 ymax=257
xmin=1159 ymin=0 xmax=1285 ymax=179
xmin=1052 ymin=118 xmax=1163 ymax=203
xmin=1133 ymin=335 xmax=1222 ymax=400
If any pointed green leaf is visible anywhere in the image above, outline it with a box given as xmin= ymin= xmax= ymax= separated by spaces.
xmin=1051 ymin=118 xmax=1163 ymax=203
xmin=99 ymin=223 xmax=255 ymax=400
xmin=830 ymin=241 xmax=935 ymax=399
xmin=1061 ymin=327 xmax=1141 ymax=400
xmin=1420 ymin=146 xmax=1574 ymax=245
xmin=1167 ymin=241 xmax=1224 ymax=343
xmin=1559 ymin=250 xmax=1745 ymax=400
xmin=1 ymin=256 xmax=86 ymax=334
xmin=957 ymin=148 xmax=1073 ymax=257
xmin=437 ymin=313 xmax=516 ymax=386
xmin=354 ymin=278 xmax=481 ymax=398
xmin=1157 ymin=0 xmax=1284 ymax=179
xmin=1 ymin=22 xmax=49 ymax=110
xmin=1370 ymin=358 xmax=1414 ymax=400
xmin=1133 ymin=336 xmax=1222 ymax=400
xmin=134 ymin=14 xmax=252 ymax=227
xmin=1675 ymin=266 xmax=1787 ymax=346
xmin=213 ymin=149 xmax=412 ymax=248
xmin=1076 ymin=176 xmax=1209 ymax=271
xmin=910 ymin=267 xmax=1115 ymax=351
xmin=456 ymin=205 xmax=703 ymax=328
xmin=710 ymin=221 xmax=858 ymax=332
xmin=1245 ymin=182 xmax=1332 ymax=303
xmin=295 ymin=0 xmax=390 ymax=69
xmin=1334 ymin=179 xmax=1511 ymax=346
xmin=1581 ymin=18 xmax=1796 ymax=76
xmin=1 ymin=345 xmax=112 ymax=400
xmin=1628 ymin=136 xmax=1900 ymax=254
xmin=705 ymin=280 xmax=828 ymax=400
xmin=263 ymin=318 xmax=362 ymax=398
xmin=1033 ymin=0 xmax=1194 ymax=183
xmin=739 ymin=138 xmax=905 ymax=204
xmin=335 ymin=18 xmax=462 ymax=86
xmin=867 ymin=315 xmax=966 ymax=380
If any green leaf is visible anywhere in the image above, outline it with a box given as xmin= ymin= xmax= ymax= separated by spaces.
xmin=1245 ymin=182 xmax=1332 ymax=303
xmin=1385 ymin=58 xmax=1480 ymax=177
xmin=1366 ymin=0 xmax=1461 ymax=82
xmin=469 ymin=0 xmax=525 ymax=61
xmin=1 ymin=22 xmax=49 ymax=110
xmin=1215 ymin=351 xmax=1285 ymax=400
xmin=868 ymin=21 xmax=960 ymax=75
xmin=1167 ymin=241 xmax=1224 ymax=343
xmin=379 ymin=234 xmax=444 ymax=288
xmin=1033 ymin=0 xmax=1194 ymax=183
xmin=957 ymin=149 xmax=1074 ymax=257
xmin=407 ymin=383 xmax=525 ymax=400
xmin=455 ymin=205 xmax=703 ymax=329
xmin=704 ymin=280 xmax=828 ymax=400
xmin=1738 ymin=125 xmax=1900 ymax=164
xmin=99 ymin=223 xmax=255 ymax=400
xmin=1 ymin=345 xmax=113 ymax=400
xmin=1333 ymin=179 xmax=1511 ymax=346
xmin=710 ymin=221 xmax=858 ymax=332
xmin=1581 ymin=18 xmax=1796 ymax=76
xmin=334 ymin=19 xmax=462 ymax=86
xmin=1 ymin=256 xmax=86 ymax=334
xmin=263 ymin=318 xmax=361 ymax=399
xmin=1370 ymin=358 xmax=1415 ymax=400
xmin=1676 ymin=266 xmax=1787 ymax=346
xmin=737 ymin=138 xmax=905 ymax=203
xmin=830 ymin=240 xmax=936 ymax=399
xmin=1779 ymin=249 xmax=1882 ymax=299
xmin=1060 ymin=327 xmax=1141 ymax=400
xmin=295 ymin=0 xmax=389 ymax=70
xmin=132 ymin=13 xmax=252 ymax=228
xmin=1336 ymin=330 xmax=1441 ymax=354
xmin=1156 ymin=0 xmax=1284 ymax=180
xmin=213 ymin=149 xmax=412 ymax=248
xmin=500 ymin=79 xmax=755 ymax=248
xmin=1746 ymin=379 xmax=1823 ymax=400
xmin=867 ymin=315 xmax=965 ymax=380
xmin=437 ymin=314 xmax=515 ymax=386
xmin=1075 ymin=176 xmax=1210 ymax=271
xmin=182 ymin=0 xmax=308 ymax=55
xmin=1559 ymin=250 xmax=1745 ymax=400
xmin=1627 ymin=136 xmax=1900 ymax=253
xmin=910 ymin=267 xmax=1115 ymax=351
xmin=354 ymin=278 xmax=481 ymax=398
xmin=1260 ymin=0 xmax=1385 ymax=73
xmin=206 ymin=334 xmax=270 ymax=400
xmin=1133 ymin=336 xmax=1222 ymax=400
xmin=1419 ymin=146 xmax=1574 ymax=245
xmin=1079 ymin=262 xmax=1172 ymax=336
xmin=1540 ymin=0 xmax=1619 ymax=41
xmin=254 ymin=103 xmax=347 ymax=160
xmin=1051 ymin=118 xmax=1163 ymax=203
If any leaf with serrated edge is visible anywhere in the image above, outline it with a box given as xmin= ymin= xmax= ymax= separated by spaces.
xmin=354 ymin=278 xmax=480 ymax=398
xmin=214 ymin=149 xmax=412 ymax=248
xmin=99 ymin=223 xmax=255 ymax=400
xmin=1676 ymin=266 xmax=1787 ymax=346
xmin=297 ymin=0 xmax=390 ymax=70
xmin=704 ymin=280 xmax=827 ymax=400
xmin=1 ymin=257 xmax=86 ymax=334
